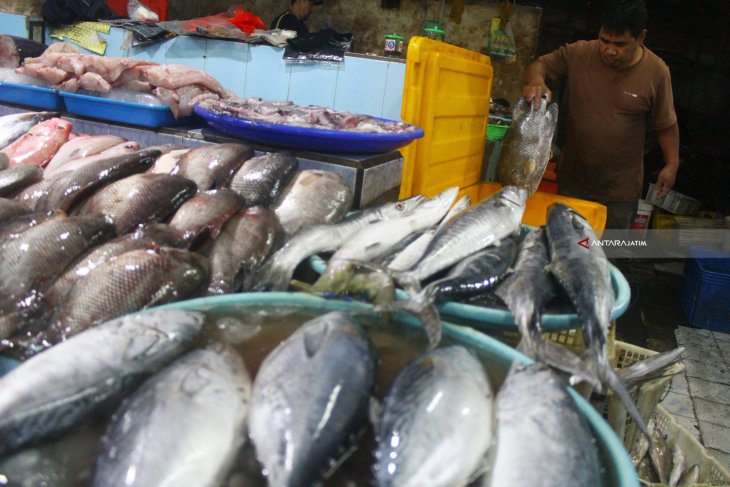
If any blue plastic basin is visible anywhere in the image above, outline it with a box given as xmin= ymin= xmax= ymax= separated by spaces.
xmin=0 ymin=82 xmax=64 ymax=110
xmin=60 ymin=91 xmax=185 ymax=129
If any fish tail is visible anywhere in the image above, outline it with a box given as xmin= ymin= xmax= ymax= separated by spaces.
xmin=374 ymin=287 xmax=441 ymax=348
xmin=310 ymin=261 xmax=355 ymax=294
xmin=531 ymin=338 xmax=603 ymax=391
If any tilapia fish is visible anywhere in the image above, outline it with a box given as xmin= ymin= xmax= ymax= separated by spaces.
xmin=0 ymin=198 xmax=31 ymax=224
xmin=273 ymin=169 xmax=354 ymax=237
xmin=202 ymin=206 xmax=279 ymax=294
xmin=0 ymin=165 xmax=43 ymax=197
xmin=35 ymin=148 xmax=161 ymax=212
xmin=75 ymin=173 xmax=197 ymax=234
xmin=256 ymin=195 xmax=425 ymax=292
xmin=249 ymin=311 xmax=376 ymax=486
xmin=486 ymin=362 xmax=602 ymax=487
xmin=93 ymin=344 xmax=251 ymax=487
xmin=311 ymin=188 xmax=458 ymax=294
xmin=497 ymin=97 xmax=558 ymax=195
xmin=374 ymin=346 xmax=493 ymax=487
xmin=168 ymin=189 xmax=244 ymax=248
xmin=227 ymin=152 xmax=299 ymax=207
xmin=44 ymin=134 xmax=126 ymax=173
xmin=34 ymin=247 xmax=208 ymax=348
xmin=171 ymin=142 xmax=253 ymax=192
xmin=0 ymin=309 xmax=203 ymax=456
xmin=495 ymin=227 xmax=557 ymax=353
xmin=545 ymin=202 xmax=649 ymax=438
xmin=1 ymin=117 xmax=72 ymax=168
xmin=0 ymin=214 xmax=115 ymax=322
xmin=0 ymin=111 xmax=57 ymax=150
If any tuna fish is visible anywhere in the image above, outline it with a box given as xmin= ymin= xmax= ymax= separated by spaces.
xmin=497 ymin=97 xmax=558 ymax=195
xmin=486 ymin=362 xmax=601 ymax=487
xmin=273 ymin=169 xmax=354 ymax=237
xmin=0 ymin=309 xmax=203 ymax=456
xmin=255 ymin=195 xmax=425 ymax=292
xmin=227 ymin=152 xmax=299 ymax=207
xmin=0 ymin=111 xmax=57 ymax=150
xmin=92 ymin=344 xmax=251 ymax=487
xmin=249 ymin=311 xmax=376 ymax=486
xmin=374 ymin=346 xmax=493 ymax=487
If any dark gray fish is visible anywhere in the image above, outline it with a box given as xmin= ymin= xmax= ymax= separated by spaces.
xmin=0 ymin=215 xmax=115 ymax=325
xmin=168 ymin=189 xmax=244 ymax=248
xmin=546 ymin=202 xmax=649 ymax=439
xmin=0 ymin=111 xmax=57 ymax=150
xmin=273 ymin=169 xmax=354 ymax=237
xmin=227 ymin=152 xmax=298 ymax=207
xmin=36 ymin=246 xmax=208 ymax=348
xmin=495 ymin=227 xmax=557 ymax=353
xmin=486 ymin=362 xmax=602 ymax=487
xmin=34 ymin=148 xmax=161 ymax=212
xmin=0 ymin=153 xmax=8 ymax=170
xmin=374 ymin=346 xmax=493 ymax=487
xmin=93 ymin=345 xmax=251 ymax=487
xmin=498 ymin=97 xmax=558 ymax=195
xmin=249 ymin=311 xmax=376 ymax=487
xmin=0 ymin=309 xmax=203 ymax=456
xmin=0 ymin=209 xmax=64 ymax=245
xmin=75 ymin=173 xmax=197 ymax=234
xmin=201 ymin=206 xmax=279 ymax=295
xmin=0 ymin=165 xmax=43 ymax=197
xmin=12 ymin=176 xmax=56 ymax=210
xmin=0 ymin=198 xmax=31 ymax=224
xmin=171 ymin=143 xmax=253 ymax=192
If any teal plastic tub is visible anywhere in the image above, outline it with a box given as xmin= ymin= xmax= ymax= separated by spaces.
xmin=308 ymin=255 xmax=631 ymax=332
xmin=155 ymin=292 xmax=638 ymax=487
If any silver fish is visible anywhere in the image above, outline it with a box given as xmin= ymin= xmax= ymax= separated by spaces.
xmin=168 ymin=189 xmax=244 ymax=248
xmin=649 ymin=419 xmax=672 ymax=484
xmin=256 ymin=195 xmax=424 ymax=292
xmin=0 ymin=309 xmax=203 ymax=456
xmin=227 ymin=152 xmax=298 ymax=207
xmin=0 ymin=198 xmax=31 ymax=224
xmin=75 ymin=173 xmax=197 ymax=234
xmin=486 ymin=362 xmax=601 ymax=487
xmin=35 ymin=148 xmax=161 ymax=212
xmin=311 ymin=188 xmax=458 ymax=294
xmin=497 ymin=97 xmax=558 ymax=195
xmin=44 ymin=135 xmax=126 ymax=174
xmin=0 ymin=165 xmax=43 ymax=197
xmin=201 ymin=206 xmax=279 ymax=294
xmin=171 ymin=142 xmax=253 ymax=192
xmin=374 ymin=346 xmax=493 ymax=487
xmin=0 ymin=111 xmax=57 ymax=150
xmin=273 ymin=169 xmax=354 ymax=237
xmin=93 ymin=344 xmax=251 ymax=487
xmin=13 ymin=247 xmax=207 ymax=356
xmin=402 ymin=185 xmax=526 ymax=284
xmin=249 ymin=311 xmax=376 ymax=486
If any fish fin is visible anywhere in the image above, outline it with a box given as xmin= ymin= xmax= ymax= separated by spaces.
xmin=374 ymin=289 xmax=441 ymax=348
xmin=619 ymin=346 xmax=686 ymax=387
xmin=532 ymin=338 xmax=603 ymax=391
xmin=337 ymin=258 xmax=421 ymax=294
xmin=368 ymin=396 xmax=383 ymax=428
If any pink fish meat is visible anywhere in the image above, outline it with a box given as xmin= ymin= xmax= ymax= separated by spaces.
xmin=1 ymin=118 xmax=72 ymax=168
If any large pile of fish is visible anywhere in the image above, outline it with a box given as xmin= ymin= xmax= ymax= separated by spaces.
xmin=12 ymin=42 xmax=232 ymax=117
xmin=198 ymin=97 xmax=418 ymax=133
xmin=0 ymin=307 xmax=606 ymax=487
xmin=0 ymin=110 xmax=354 ymax=358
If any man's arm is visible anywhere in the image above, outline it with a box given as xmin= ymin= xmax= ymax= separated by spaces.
xmin=523 ymin=60 xmax=552 ymax=106
xmin=654 ymin=122 xmax=680 ymax=198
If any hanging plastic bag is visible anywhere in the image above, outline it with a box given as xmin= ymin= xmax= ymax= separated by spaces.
xmin=487 ymin=17 xmax=517 ymax=62
xmin=226 ymin=8 xmax=266 ymax=35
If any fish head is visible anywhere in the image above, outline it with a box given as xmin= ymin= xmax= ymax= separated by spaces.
xmin=416 ymin=186 xmax=459 ymax=213
xmin=378 ymin=194 xmax=426 ymax=219
xmin=499 ymin=186 xmax=528 ymax=207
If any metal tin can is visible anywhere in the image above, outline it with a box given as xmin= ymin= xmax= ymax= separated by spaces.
xmin=384 ymin=33 xmax=405 ymax=57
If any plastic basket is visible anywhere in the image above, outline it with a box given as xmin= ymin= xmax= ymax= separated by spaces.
xmin=681 ymin=247 xmax=730 ymax=332
xmin=486 ymin=123 xmax=508 ymax=141
xmin=647 ymin=405 xmax=730 ymax=486
xmin=590 ymin=341 xmax=685 ymax=450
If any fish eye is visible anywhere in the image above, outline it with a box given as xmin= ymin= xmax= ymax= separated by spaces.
xmin=395 ymin=203 xmax=404 ymax=210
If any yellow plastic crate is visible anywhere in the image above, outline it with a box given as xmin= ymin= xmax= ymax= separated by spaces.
xmin=399 ymin=36 xmax=493 ymax=199
xmin=646 ymin=405 xmax=730 ymax=487
xmin=457 ymin=181 xmax=608 ymax=236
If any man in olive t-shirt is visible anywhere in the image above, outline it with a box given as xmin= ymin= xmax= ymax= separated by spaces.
xmin=523 ymin=0 xmax=680 ymax=229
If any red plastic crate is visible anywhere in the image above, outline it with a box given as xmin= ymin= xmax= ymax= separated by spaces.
xmin=107 ymin=0 xmax=168 ymax=21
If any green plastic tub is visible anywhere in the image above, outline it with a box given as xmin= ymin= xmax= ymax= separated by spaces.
xmin=156 ymin=292 xmax=638 ymax=487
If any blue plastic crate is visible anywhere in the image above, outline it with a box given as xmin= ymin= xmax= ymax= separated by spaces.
xmin=0 ymin=82 xmax=64 ymax=110
xmin=681 ymin=247 xmax=730 ymax=332
xmin=59 ymin=91 xmax=186 ymax=129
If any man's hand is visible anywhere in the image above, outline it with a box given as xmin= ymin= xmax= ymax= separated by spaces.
xmin=655 ymin=164 xmax=678 ymax=198
xmin=523 ymin=84 xmax=552 ymax=107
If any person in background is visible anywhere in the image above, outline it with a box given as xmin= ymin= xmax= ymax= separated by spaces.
xmin=271 ymin=0 xmax=315 ymax=37
xmin=522 ymin=0 xmax=680 ymax=229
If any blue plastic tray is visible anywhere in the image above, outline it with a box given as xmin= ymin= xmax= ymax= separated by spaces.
xmin=194 ymin=103 xmax=424 ymax=154
xmin=60 ymin=91 xmax=183 ymax=129
xmin=308 ymin=254 xmax=630 ymax=333
xmin=0 ymin=82 xmax=64 ymax=110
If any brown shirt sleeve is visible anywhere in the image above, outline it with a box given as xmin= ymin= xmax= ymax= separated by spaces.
xmin=651 ymin=62 xmax=678 ymax=131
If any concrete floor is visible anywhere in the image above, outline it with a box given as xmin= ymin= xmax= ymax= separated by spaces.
xmin=614 ymin=259 xmax=730 ymax=475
